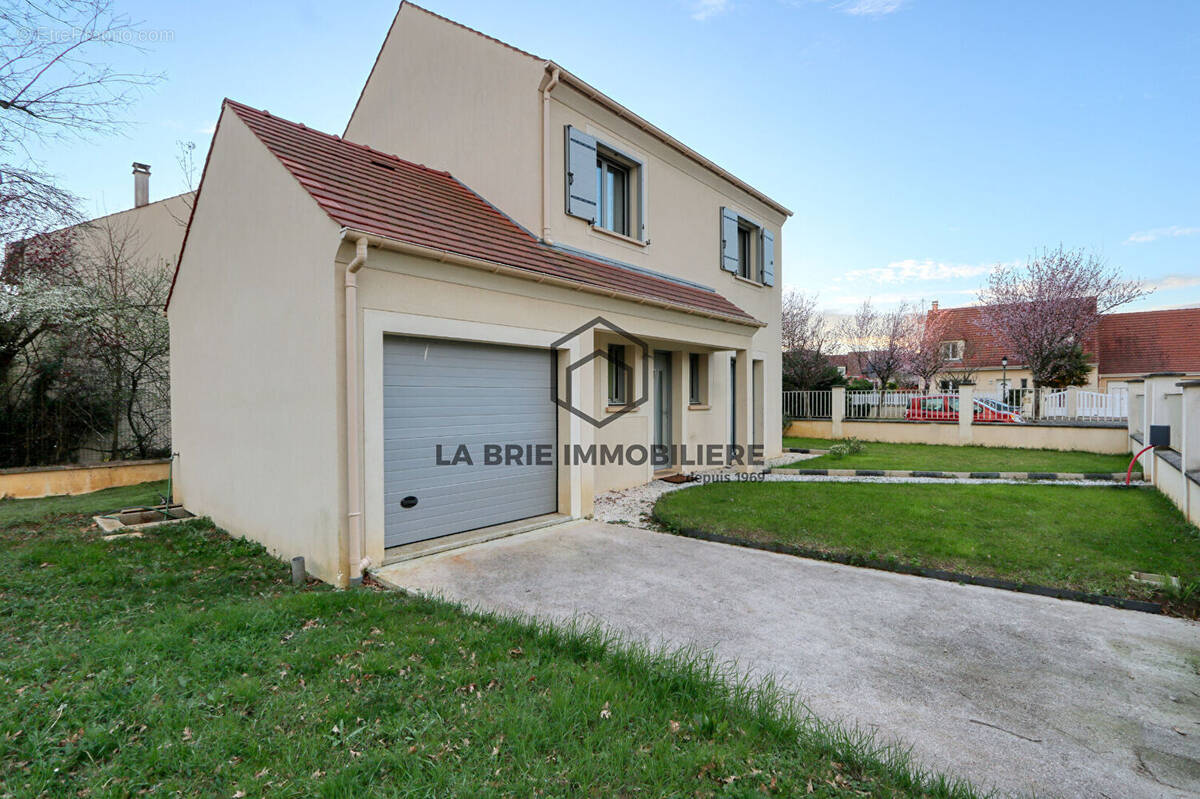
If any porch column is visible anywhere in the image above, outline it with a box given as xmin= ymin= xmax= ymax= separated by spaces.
xmin=672 ymin=351 xmax=688 ymax=462
xmin=957 ymin=383 xmax=974 ymax=443
xmin=562 ymin=327 xmax=596 ymax=517
xmin=734 ymin=349 xmax=754 ymax=471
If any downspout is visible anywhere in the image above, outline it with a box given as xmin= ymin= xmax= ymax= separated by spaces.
xmin=540 ymin=65 xmax=561 ymax=243
xmin=344 ymin=235 xmax=370 ymax=585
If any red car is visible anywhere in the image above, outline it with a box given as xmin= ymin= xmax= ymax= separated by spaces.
xmin=904 ymin=395 xmax=1022 ymax=423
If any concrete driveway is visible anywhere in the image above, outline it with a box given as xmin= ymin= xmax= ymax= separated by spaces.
xmin=375 ymin=521 xmax=1200 ymax=798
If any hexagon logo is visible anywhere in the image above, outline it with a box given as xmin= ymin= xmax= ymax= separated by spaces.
xmin=550 ymin=316 xmax=649 ymax=428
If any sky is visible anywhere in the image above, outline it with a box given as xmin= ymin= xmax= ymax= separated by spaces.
xmin=24 ymin=0 xmax=1200 ymax=315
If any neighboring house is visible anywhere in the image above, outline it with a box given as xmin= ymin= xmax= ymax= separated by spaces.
xmin=827 ymin=352 xmax=875 ymax=384
xmin=3 ymin=165 xmax=192 ymax=463
xmin=167 ymin=3 xmax=790 ymax=587
xmin=928 ymin=301 xmax=1200 ymax=392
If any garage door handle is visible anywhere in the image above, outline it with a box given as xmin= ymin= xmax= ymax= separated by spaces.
xmin=400 ymin=496 xmax=418 ymax=509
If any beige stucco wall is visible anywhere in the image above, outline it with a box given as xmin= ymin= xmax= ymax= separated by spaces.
xmin=784 ymin=419 xmax=1127 ymax=454
xmin=343 ymin=4 xmax=545 ymax=234
xmin=168 ymin=110 xmax=347 ymax=585
xmin=70 ymin=192 xmax=194 ymax=274
xmin=0 ymin=459 xmax=169 ymax=500
xmin=344 ymin=5 xmax=786 ymax=461
xmin=350 ymin=244 xmax=766 ymax=566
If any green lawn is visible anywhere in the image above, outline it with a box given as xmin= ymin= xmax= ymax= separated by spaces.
xmin=781 ymin=437 xmax=1137 ymax=474
xmin=654 ymin=482 xmax=1200 ymax=603
xmin=0 ymin=483 xmax=974 ymax=798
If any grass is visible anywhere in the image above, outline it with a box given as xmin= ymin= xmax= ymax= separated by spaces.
xmin=0 ymin=482 xmax=977 ymax=798
xmin=781 ymin=437 xmax=1138 ymax=474
xmin=654 ymin=482 xmax=1200 ymax=604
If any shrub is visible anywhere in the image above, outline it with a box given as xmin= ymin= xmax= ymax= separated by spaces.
xmin=827 ymin=437 xmax=865 ymax=459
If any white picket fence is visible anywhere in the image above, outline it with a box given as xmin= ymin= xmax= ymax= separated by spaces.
xmin=785 ymin=387 xmax=1130 ymax=423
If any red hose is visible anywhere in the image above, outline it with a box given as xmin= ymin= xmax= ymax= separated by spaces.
xmin=1127 ymin=445 xmax=1155 ymax=485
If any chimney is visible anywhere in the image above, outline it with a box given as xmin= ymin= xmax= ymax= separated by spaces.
xmin=132 ymin=162 xmax=150 ymax=208
xmin=931 ymin=300 xmax=939 ymax=311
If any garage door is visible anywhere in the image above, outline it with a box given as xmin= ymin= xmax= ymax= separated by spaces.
xmin=383 ymin=335 xmax=557 ymax=548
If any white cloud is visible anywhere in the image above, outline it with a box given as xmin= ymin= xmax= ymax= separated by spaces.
xmin=1141 ymin=273 xmax=1200 ymax=292
xmin=837 ymin=258 xmax=996 ymax=284
xmin=689 ymin=0 xmax=731 ymax=21
xmin=836 ymin=0 xmax=905 ymax=15
xmin=1124 ymin=225 xmax=1200 ymax=244
xmin=821 ymin=287 xmax=980 ymax=312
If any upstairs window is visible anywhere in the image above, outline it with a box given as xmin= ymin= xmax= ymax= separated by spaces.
xmin=596 ymin=154 xmax=630 ymax=236
xmin=720 ymin=207 xmax=775 ymax=286
xmin=737 ymin=225 xmax=753 ymax=279
xmin=565 ymin=126 xmax=644 ymax=241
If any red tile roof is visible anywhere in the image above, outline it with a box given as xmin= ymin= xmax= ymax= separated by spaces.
xmin=929 ymin=302 xmax=1199 ymax=376
xmin=185 ymin=100 xmax=758 ymax=325
xmin=934 ymin=305 xmax=1016 ymax=368
xmin=1098 ymin=308 xmax=1200 ymax=375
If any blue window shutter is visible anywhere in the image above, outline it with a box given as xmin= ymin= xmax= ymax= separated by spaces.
xmin=720 ymin=207 xmax=739 ymax=273
xmin=565 ymin=126 xmax=598 ymax=222
xmin=761 ymin=229 xmax=776 ymax=286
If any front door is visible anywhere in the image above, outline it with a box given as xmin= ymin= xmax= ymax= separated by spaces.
xmin=653 ymin=351 xmax=672 ymax=462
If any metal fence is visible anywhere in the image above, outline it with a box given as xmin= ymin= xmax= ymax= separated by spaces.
xmin=976 ymin=387 xmax=1128 ymax=423
xmin=783 ymin=390 xmax=833 ymax=419
xmin=784 ymin=387 xmax=1130 ymax=425
xmin=844 ymin=390 xmax=926 ymax=420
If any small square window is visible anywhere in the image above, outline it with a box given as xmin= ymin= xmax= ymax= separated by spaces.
xmin=608 ymin=344 xmax=628 ymax=405
xmin=939 ymin=341 xmax=964 ymax=361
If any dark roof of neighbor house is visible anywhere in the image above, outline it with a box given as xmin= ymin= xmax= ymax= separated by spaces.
xmin=168 ymin=100 xmax=759 ymax=326
xmin=1098 ymin=307 xmax=1200 ymax=375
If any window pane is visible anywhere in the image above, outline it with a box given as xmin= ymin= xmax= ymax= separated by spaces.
xmin=738 ymin=228 xmax=751 ymax=278
xmin=689 ymin=354 xmax=701 ymax=403
xmin=610 ymin=165 xmax=627 ymax=235
xmin=608 ymin=344 xmax=626 ymax=404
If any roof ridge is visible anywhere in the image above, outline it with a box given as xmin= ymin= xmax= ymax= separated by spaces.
xmin=224 ymin=99 xmax=453 ymax=178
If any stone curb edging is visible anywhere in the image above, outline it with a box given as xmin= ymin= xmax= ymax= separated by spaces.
xmin=651 ymin=519 xmax=1164 ymax=615
xmin=771 ymin=467 xmax=1142 ymax=482
xmin=784 ymin=447 xmax=830 ymax=454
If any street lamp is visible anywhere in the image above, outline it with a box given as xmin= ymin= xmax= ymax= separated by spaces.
xmin=1001 ymin=356 xmax=1009 ymax=402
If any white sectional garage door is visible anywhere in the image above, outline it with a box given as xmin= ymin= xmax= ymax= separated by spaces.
xmin=383 ymin=335 xmax=557 ymax=549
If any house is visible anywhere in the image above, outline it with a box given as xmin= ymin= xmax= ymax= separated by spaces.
xmin=928 ymin=301 xmax=1200 ymax=392
xmin=2 ymin=165 xmax=192 ymax=463
xmin=166 ymin=4 xmax=790 ymax=587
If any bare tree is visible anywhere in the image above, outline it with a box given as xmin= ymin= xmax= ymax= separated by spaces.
xmin=839 ymin=300 xmax=913 ymax=394
xmin=166 ymin=138 xmax=197 ymax=226
xmin=976 ymin=247 xmax=1146 ymax=398
xmin=68 ymin=216 xmax=171 ymax=459
xmin=781 ymin=290 xmax=841 ymax=390
xmin=904 ymin=302 xmax=954 ymax=391
xmin=1 ymin=0 xmax=161 ymax=241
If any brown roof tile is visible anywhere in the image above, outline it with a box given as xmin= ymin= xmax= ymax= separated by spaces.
xmin=1098 ymin=307 xmax=1200 ymax=376
xmin=189 ymin=100 xmax=759 ymax=325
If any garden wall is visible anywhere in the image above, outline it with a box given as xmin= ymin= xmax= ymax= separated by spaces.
xmin=0 ymin=459 xmax=170 ymax=500
xmin=784 ymin=419 xmax=1128 ymax=454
